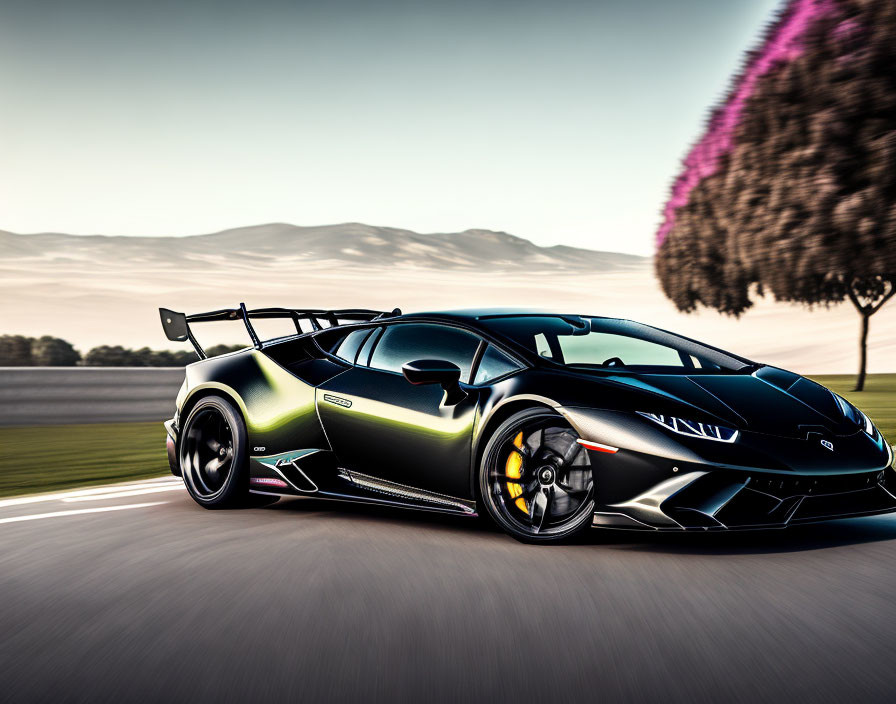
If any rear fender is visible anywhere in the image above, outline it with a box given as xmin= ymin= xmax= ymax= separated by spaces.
xmin=179 ymin=350 xmax=329 ymax=456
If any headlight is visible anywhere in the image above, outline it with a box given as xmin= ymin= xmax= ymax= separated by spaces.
xmin=833 ymin=394 xmax=878 ymax=439
xmin=833 ymin=394 xmax=859 ymax=423
xmin=637 ymin=412 xmax=738 ymax=443
xmin=858 ymin=409 xmax=878 ymax=440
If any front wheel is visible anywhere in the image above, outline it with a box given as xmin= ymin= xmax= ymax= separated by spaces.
xmin=479 ymin=408 xmax=595 ymax=543
xmin=179 ymin=396 xmax=248 ymax=508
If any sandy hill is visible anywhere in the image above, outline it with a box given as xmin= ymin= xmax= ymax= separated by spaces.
xmin=1 ymin=223 xmax=892 ymax=375
xmin=0 ymin=223 xmax=645 ymax=272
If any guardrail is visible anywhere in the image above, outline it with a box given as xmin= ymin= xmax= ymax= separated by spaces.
xmin=0 ymin=368 xmax=184 ymax=426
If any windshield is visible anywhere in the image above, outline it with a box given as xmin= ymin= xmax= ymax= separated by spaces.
xmin=480 ymin=316 xmax=755 ymax=374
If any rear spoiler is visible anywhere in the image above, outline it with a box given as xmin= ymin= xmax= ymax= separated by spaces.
xmin=159 ymin=303 xmax=400 ymax=359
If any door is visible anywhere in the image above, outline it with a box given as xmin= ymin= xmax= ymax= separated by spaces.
xmin=316 ymin=322 xmax=483 ymax=499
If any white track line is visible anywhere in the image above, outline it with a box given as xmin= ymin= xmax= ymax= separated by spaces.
xmin=62 ymin=485 xmax=184 ymax=503
xmin=0 ymin=502 xmax=168 ymax=525
xmin=0 ymin=479 xmax=182 ymax=509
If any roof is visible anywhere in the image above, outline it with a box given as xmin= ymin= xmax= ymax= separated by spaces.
xmin=400 ymin=308 xmax=591 ymax=321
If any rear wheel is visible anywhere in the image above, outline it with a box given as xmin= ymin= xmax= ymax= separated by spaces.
xmin=179 ymin=396 xmax=248 ymax=508
xmin=479 ymin=408 xmax=594 ymax=543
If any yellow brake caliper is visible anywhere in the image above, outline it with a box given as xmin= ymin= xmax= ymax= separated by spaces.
xmin=505 ymin=431 xmax=528 ymax=513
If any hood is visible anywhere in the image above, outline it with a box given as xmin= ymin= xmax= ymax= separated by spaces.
xmin=570 ymin=366 xmax=856 ymax=439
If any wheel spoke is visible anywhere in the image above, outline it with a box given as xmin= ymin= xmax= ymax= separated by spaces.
xmin=204 ymin=457 xmax=223 ymax=479
xmin=529 ymin=486 xmax=552 ymax=533
xmin=557 ymin=434 xmax=581 ymax=467
xmin=192 ymin=452 xmax=213 ymax=494
xmin=556 ymin=480 xmax=590 ymax=498
xmin=518 ymin=479 xmax=540 ymax=499
xmin=524 ymin=429 xmax=542 ymax=458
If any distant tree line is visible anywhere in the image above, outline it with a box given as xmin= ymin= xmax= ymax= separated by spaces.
xmin=0 ymin=335 xmax=244 ymax=366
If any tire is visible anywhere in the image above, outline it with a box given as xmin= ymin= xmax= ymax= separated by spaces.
xmin=179 ymin=396 xmax=249 ymax=508
xmin=479 ymin=407 xmax=595 ymax=543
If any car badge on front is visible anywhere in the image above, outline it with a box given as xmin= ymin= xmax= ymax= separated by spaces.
xmin=820 ymin=439 xmax=834 ymax=452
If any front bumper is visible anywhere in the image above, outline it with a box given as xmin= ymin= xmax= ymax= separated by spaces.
xmin=593 ymin=464 xmax=896 ymax=530
xmin=560 ymin=406 xmax=896 ymax=531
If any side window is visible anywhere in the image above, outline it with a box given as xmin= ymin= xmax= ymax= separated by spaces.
xmin=356 ymin=327 xmax=382 ymax=367
xmin=369 ymin=324 xmax=481 ymax=382
xmin=534 ymin=333 xmax=554 ymax=360
xmin=332 ymin=328 xmax=370 ymax=363
xmin=558 ymin=333 xmax=682 ymax=366
xmin=473 ymin=345 xmax=521 ymax=385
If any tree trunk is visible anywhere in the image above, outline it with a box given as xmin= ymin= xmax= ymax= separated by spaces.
xmin=847 ymin=279 xmax=896 ymax=392
xmin=854 ymin=312 xmax=870 ymax=392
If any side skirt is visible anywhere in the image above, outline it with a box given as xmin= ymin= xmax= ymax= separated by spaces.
xmin=248 ymin=449 xmax=478 ymax=517
xmin=337 ymin=468 xmax=477 ymax=516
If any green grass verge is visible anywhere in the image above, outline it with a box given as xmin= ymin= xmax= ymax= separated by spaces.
xmin=0 ymin=374 xmax=892 ymax=498
xmin=0 ymin=422 xmax=168 ymax=498
xmin=812 ymin=374 xmax=896 ymax=445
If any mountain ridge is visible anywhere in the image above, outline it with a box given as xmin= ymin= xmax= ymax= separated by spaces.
xmin=1 ymin=223 xmax=893 ymax=375
xmin=0 ymin=222 xmax=647 ymax=271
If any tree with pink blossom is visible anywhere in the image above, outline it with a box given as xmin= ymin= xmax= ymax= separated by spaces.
xmin=656 ymin=0 xmax=896 ymax=390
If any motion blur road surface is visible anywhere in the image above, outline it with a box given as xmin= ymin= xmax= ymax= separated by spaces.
xmin=3 ymin=478 xmax=896 ymax=703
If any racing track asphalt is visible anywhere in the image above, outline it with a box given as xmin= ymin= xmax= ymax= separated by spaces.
xmin=2 ymin=477 xmax=896 ymax=703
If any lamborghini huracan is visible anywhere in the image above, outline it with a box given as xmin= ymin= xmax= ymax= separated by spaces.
xmin=159 ymin=305 xmax=896 ymax=542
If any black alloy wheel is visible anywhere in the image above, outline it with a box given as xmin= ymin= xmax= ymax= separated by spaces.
xmin=480 ymin=408 xmax=594 ymax=543
xmin=180 ymin=396 xmax=248 ymax=508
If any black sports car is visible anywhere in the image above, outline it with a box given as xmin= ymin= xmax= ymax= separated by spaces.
xmin=159 ymin=304 xmax=895 ymax=542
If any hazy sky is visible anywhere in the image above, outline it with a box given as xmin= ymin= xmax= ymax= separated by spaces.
xmin=0 ymin=0 xmax=780 ymax=254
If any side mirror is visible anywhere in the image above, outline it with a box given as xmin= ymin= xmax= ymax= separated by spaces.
xmin=402 ymin=359 xmax=467 ymax=405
